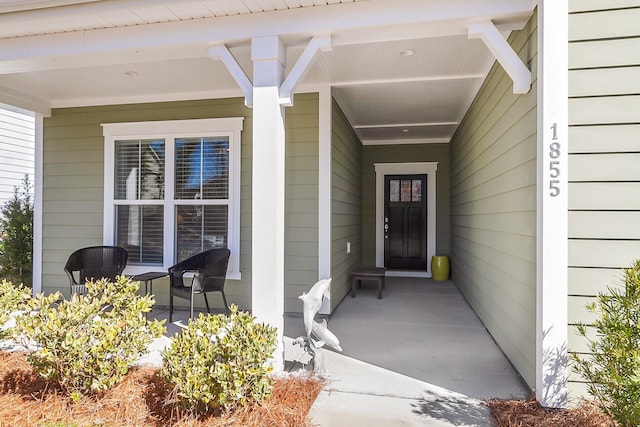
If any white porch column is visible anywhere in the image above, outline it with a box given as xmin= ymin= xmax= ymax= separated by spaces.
xmin=536 ymin=0 xmax=569 ymax=408
xmin=32 ymin=113 xmax=43 ymax=295
xmin=251 ymin=35 xmax=286 ymax=370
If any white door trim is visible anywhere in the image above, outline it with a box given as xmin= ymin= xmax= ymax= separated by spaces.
xmin=374 ymin=162 xmax=438 ymax=276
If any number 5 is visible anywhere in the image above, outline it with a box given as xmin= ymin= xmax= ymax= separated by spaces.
xmin=550 ymin=161 xmax=560 ymax=178
xmin=550 ymin=180 xmax=560 ymax=197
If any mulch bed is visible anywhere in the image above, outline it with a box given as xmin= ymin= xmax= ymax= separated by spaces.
xmin=487 ymin=396 xmax=616 ymax=427
xmin=0 ymin=351 xmax=323 ymax=427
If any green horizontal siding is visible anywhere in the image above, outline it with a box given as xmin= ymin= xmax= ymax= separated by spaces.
xmin=450 ymin=11 xmax=538 ymax=389
xmin=331 ymin=98 xmax=362 ymax=309
xmin=567 ymin=0 xmax=640 ymax=399
xmin=285 ymin=93 xmax=320 ymax=313
xmin=41 ymin=93 xmax=320 ymax=314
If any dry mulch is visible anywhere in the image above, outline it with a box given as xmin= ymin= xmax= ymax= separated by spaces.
xmin=487 ymin=396 xmax=616 ymax=427
xmin=0 ymin=351 xmax=323 ymax=427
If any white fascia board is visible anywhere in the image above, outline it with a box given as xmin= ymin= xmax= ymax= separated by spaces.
xmin=0 ymin=0 xmax=534 ymax=67
xmin=51 ymin=87 xmax=246 ymax=109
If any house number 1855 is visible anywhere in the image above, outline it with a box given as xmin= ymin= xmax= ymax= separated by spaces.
xmin=549 ymin=123 xmax=561 ymax=197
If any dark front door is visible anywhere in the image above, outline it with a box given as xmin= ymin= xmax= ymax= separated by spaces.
xmin=384 ymin=174 xmax=427 ymax=270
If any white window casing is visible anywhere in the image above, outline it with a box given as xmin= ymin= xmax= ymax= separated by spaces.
xmin=102 ymin=117 xmax=243 ymax=279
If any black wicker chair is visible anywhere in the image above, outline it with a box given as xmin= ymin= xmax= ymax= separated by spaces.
xmin=169 ymin=248 xmax=231 ymax=322
xmin=64 ymin=246 xmax=128 ymax=295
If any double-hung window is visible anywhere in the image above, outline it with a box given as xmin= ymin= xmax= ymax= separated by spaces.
xmin=102 ymin=118 xmax=243 ymax=279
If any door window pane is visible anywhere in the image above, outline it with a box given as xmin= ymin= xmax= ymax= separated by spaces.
xmin=412 ymin=179 xmax=422 ymax=202
xmin=116 ymin=205 xmax=164 ymax=264
xmin=114 ymin=139 xmax=164 ymax=200
xmin=389 ymin=180 xmax=400 ymax=202
xmin=401 ymin=180 xmax=411 ymax=202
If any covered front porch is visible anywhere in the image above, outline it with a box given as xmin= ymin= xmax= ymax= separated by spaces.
xmin=0 ymin=0 xmax=569 ymax=408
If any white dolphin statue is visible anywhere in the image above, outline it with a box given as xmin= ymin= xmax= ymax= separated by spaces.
xmin=298 ymin=278 xmax=331 ymax=339
xmin=311 ymin=318 xmax=342 ymax=352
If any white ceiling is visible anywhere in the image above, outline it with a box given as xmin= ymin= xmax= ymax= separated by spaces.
xmin=0 ymin=0 xmax=535 ymax=144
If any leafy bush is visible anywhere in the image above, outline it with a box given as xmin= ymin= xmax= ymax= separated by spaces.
xmin=0 ymin=175 xmax=33 ymax=287
xmin=572 ymin=259 xmax=640 ymax=427
xmin=13 ymin=276 xmax=165 ymax=396
xmin=0 ymin=279 xmax=31 ymax=339
xmin=162 ymin=305 xmax=277 ymax=412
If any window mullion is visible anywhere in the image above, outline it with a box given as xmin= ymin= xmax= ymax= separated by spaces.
xmin=164 ymin=136 xmax=176 ymax=267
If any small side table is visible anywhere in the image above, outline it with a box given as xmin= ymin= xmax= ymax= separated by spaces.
xmin=132 ymin=271 xmax=168 ymax=295
xmin=351 ymin=267 xmax=387 ymax=299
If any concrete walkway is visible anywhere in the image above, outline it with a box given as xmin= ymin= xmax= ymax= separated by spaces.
xmin=284 ymin=278 xmax=530 ymax=426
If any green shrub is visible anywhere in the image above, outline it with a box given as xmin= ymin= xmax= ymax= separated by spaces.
xmin=13 ymin=276 xmax=165 ymax=396
xmin=572 ymin=259 xmax=640 ymax=427
xmin=162 ymin=305 xmax=277 ymax=412
xmin=0 ymin=175 xmax=33 ymax=287
xmin=0 ymin=279 xmax=31 ymax=339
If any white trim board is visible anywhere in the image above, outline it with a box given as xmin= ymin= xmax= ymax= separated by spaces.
xmin=318 ymin=86 xmax=332 ymax=314
xmin=374 ymin=162 xmax=438 ymax=276
xmin=536 ymin=0 xmax=568 ymax=408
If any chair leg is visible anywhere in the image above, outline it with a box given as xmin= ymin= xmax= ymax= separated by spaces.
xmin=169 ymin=293 xmax=173 ymax=323
xmin=203 ymin=293 xmax=211 ymax=314
xmin=221 ymin=290 xmax=229 ymax=315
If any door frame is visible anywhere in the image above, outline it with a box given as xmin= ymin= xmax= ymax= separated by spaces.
xmin=375 ymin=162 xmax=438 ymax=277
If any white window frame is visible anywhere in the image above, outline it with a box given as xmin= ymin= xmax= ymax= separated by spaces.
xmin=102 ymin=118 xmax=243 ymax=280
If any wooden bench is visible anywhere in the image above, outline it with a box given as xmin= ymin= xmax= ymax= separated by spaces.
xmin=351 ymin=267 xmax=387 ymax=299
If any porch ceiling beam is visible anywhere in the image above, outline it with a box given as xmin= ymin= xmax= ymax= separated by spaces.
xmin=362 ymin=138 xmax=450 ymax=145
xmin=279 ymin=35 xmax=332 ymax=107
xmin=354 ymin=121 xmax=458 ymax=129
xmin=330 ymin=74 xmax=486 ymax=88
xmin=0 ymin=84 xmax=51 ymax=116
xmin=0 ymin=0 xmax=534 ymax=69
xmin=209 ymin=45 xmax=253 ymax=107
xmin=468 ymin=20 xmax=531 ymax=94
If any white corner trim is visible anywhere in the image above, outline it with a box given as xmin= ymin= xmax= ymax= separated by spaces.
xmin=279 ymin=35 xmax=332 ymax=106
xmin=536 ymin=0 xmax=568 ymax=408
xmin=318 ymin=86 xmax=332 ymax=315
xmin=209 ymin=45 xmax=254 ymax=107
xmin=374 ymin=162 xmax=438 ymax=275
xmin=32 ymin=113 xmax=44 ymax=295
xmin=468 ymin=20 xmax=532 ymax=94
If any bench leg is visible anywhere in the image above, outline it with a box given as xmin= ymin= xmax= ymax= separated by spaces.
xmin=377 ymin=277 xmax=383 ymax=299
xmin=351 ymin=277 xmax=358 ymax=297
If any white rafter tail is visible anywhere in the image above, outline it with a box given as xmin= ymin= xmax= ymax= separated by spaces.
xmin=209 ymin=45 xmax=254 ymax=107
xmin=468 ymin=20 xmax=531 ymax=94
xmin=279 ymin=35 xmax=332 ymax=106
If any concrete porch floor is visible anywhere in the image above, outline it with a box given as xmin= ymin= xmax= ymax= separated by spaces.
xmin=284 ymin=277 xmax=531 ymax=426
xmin=151 ymin=277 xmax=530 ymax=426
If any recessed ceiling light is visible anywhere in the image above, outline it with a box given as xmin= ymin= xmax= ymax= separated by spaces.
xmin=400 ymin=49 xmax=415 ymax=57
xmin=124 ymin=70 xmax=139 ymax=77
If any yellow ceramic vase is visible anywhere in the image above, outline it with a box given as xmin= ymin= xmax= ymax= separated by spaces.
xmin=431 ymin=255 xmax=450 ymax=282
